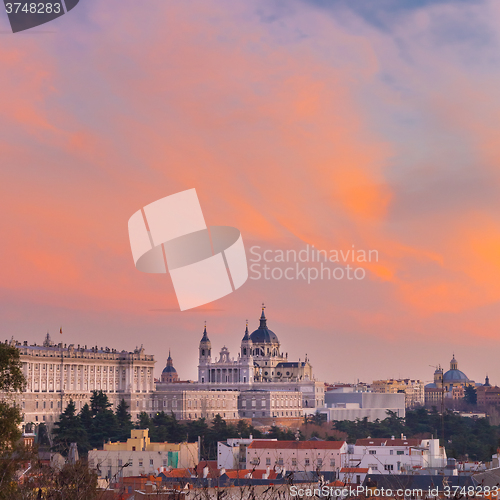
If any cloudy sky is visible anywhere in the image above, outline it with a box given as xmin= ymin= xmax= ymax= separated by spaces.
xmin=1 ymin=0 xmax=500 ymax=385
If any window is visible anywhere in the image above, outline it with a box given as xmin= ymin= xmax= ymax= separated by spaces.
xmin=317 ymin=458 xmax=323 ymax=466
xmin=369 ymin=450 xmax=376 ymax=455
xmin=305 ymin=458 xmax=310 ymax=466
xmin=139 ymin=460 xmax=143 ymax=467
xmin=292 ymin=458 xmax=297 ymax=466
xmin=384 ymin=464 xmax=394 ymax=471
xmin=150 ymin=459 xmax=154 ymax=466
xmin=330 ymin=459 xmax=335 ymax=467
xmin=266 ymin=458 xmax=271 ymax=466
xmin=390 ymin=450 xmax=393 ymax=455
xmin=397 ymin=450 xmax=404 ymax=455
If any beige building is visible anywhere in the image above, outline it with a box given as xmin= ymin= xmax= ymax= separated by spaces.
xmin=2 ymin=334 xmax=155 ymax=427
xmin=151 ymin=389 xmax=241 ymax=421
xmin=371 ymin=379 xmax=424 ymax=408
xmin=88 ymin=429 xmax=198 ymax=479
xmin=238 ymin=390 xmax=303 ymax=421
xmin=246 ymin=440 xmax=347 ymax=472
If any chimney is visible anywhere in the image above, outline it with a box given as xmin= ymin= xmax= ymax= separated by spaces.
xmin=391 ymin=436 xmax=395 ymax=440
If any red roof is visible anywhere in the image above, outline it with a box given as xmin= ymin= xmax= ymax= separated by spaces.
xmin=248 ymin=440 xmax=346 ymax=450
xmin=355 ymin=438 xmax=421 ymax=447
xmin=223 ymin=470 xmax=252 ymax=479
xmin=195 ymin=461 xmax=218 ymax=478
xmin=251 ymin=469 xmax=279 ymax=480
xmin=162 ymin=468 xmax=192 ymax=478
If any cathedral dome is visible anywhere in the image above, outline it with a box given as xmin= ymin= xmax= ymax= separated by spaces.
xmin=443 ymin=355 xmax=469 ymax=384
xmin=162 ymin=364 xmax=177 ymax=374
xmin=161 ymin=350 xmax=179 ymax=383
xmin=443 ymin=369 xmax=468 ymax=383
xmin=249 ymin=307 xmax=279 ymax=344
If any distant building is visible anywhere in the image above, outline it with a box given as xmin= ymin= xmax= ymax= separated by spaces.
xmin=246 ymin=440 xmax=348 ymax=472
xmin=371 ymin=379 xmax=424 ymax=408
xmin=217 ymin=438 xmax=277 ymax=470
xmin=339 ymin=467 xmax=372 ymax=485
xmin=477 ymin=384 xmax=500 ymax=407
xmin=425 ymin=355 xmax=475 ymax=404
xmin=312 ymin=390 xmax=405 ymax=422
xmin=88 ymin=429 xmax=198 ymax=480
xmin=155 ymin=306 xmax=324 ymax=426
xmin=160 ymin=350 xmax=179 ymax=383
xmin=348 ymin=437 xmax=446 ymax=474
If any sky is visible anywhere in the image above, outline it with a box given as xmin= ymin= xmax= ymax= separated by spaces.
xmin=1 ymin=0 xmax=500 ymax=386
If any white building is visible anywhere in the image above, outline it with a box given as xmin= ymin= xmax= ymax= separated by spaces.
xmin=312 ymin=390 xmax=405 ymax=422
xmin=246 ymin=440 xmax=348 ymax=473
xmin=217 ymin=438 xmax=278 ymax=470
xmin=347 ymin=437 xmax=447 ymax=474
xmin=339 ymin=467 xmax=372 ymax=485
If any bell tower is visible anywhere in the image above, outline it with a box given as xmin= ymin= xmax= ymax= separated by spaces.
xmin=239 ymin=321 xmax=253 ymax=385
xmin=198 ymin=322 xmax=212 ymax=384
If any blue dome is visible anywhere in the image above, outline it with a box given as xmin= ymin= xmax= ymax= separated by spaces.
xmin=249 ymin=327 xmax=279 ymax=344
xmin=249 ymin=307 xmax=279 ymax=344
xmin=162 ymin=365 xmax=177 ymax=373
xmin=443 ymin=369 xmax=468 ymax=382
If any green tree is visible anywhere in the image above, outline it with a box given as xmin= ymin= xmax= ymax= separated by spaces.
xmin=53 ymin=400 xmax=90 ymax=455
xmin=0 ymin=341 xmax=28 ymax=499
xmin=115 ymin=398 xmax=134 ymax=441
xmin=79 ymin=403 xmax=93 ymax=437
xmin=464 ymin=385 xmax=478 ymax=406
xmin=88 ymin=391 xmax=117 ymax=448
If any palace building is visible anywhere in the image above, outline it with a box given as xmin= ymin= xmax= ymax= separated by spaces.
xmin=2 ymin=333 xmax=155 ymax=428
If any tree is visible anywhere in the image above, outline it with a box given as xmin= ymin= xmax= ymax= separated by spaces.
xmin=0 ymin=341 xmax=28 ymax=498
xmin=464 ymin=385 xmax=477 ymax=406
xmin=0 ymin=341 xmax=25 ymax=449
xmin=53 ymin=400 xmax=90 ymax=455
xmin=79 ymin=403 xmax=93 ymax=437
xmin=115 ymin=398 xmax=133 ymax=441
xmin=88 ymin=391 xmax=117 ymax=449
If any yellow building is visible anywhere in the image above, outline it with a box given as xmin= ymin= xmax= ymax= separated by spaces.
xmin=89 ymin=429 xmax=198 ymax=479
xmin=371 ymin=379 xmax=425 ymax=408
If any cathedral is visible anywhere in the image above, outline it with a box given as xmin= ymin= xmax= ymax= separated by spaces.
xmin=198 ymin=306 xmax=313 ymax=386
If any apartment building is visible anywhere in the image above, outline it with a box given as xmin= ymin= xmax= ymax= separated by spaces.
xmin=371 ymin=379 xmax=425 ymax=408
xmin=246 ymin=440 xmax=347 ymax=472
xmin=88 ymin=429 xmax=197 ymax=480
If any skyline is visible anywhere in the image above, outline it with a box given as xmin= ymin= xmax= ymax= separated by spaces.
xmin=2 ymin=0 xmax=500 ymax=385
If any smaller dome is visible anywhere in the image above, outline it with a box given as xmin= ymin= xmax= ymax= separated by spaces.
xmin=162 ymin=365 xmax=177 ymax=374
